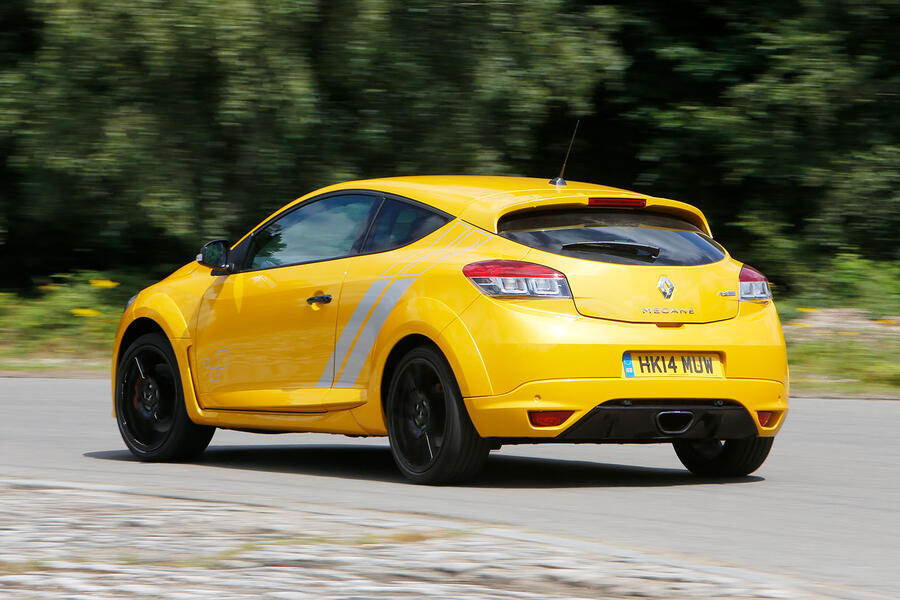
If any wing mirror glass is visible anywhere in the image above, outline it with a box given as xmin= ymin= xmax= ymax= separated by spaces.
xmin=197 ymin=240 xmax=233 ymax=275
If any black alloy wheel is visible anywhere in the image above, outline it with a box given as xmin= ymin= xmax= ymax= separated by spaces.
xmin=386 ymin=345 xmax=490 ymax=484
xmin=392 ymin=358 xmax=447 ymax=471
xmin=116 ymin=332 xmax=214 ymax=461
xmin=673 ymin=436 xmax=774 ymax=477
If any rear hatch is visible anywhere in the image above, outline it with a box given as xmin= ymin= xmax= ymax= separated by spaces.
xmin=498 ymin=208 xmax=740 ymax=323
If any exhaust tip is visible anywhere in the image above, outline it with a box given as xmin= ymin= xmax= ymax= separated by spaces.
xmin=656 ymin=410 xmax=694 ymax=435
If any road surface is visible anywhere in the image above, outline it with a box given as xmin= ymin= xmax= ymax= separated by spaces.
xmin=1 ymin=378 xmax=897 ymax=598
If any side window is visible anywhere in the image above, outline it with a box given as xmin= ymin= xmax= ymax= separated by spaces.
xmin=363 ymin=198 xmax=451 ymax=254
xmin=246 ymin=194 xmax=378 ymax=270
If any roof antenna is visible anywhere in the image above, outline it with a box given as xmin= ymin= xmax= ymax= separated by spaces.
xmin=549 ymin=119 xmax=580 ymax=187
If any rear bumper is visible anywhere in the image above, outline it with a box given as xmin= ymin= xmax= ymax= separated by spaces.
xmin=464 ymin=377 xmax=787 ymax=440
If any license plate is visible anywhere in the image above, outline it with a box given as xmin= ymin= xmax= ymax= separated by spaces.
xmin=622 ymin=352 xmax=722 ymax=378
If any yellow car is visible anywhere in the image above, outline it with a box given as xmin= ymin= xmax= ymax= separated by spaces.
xmin=113 ymin=176 xmax=788 ymax=483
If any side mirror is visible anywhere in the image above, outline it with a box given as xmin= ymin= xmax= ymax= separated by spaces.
xmin=197 ymin=240 xmax=233 ymax=275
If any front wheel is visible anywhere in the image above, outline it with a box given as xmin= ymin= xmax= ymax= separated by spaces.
xmin=386 ymin=345 xmax=490 ymax=484
xmin=673 ymin=437 xmax=774 ymax=477
xmin=116 ymin=332 xmax=214 ymax=461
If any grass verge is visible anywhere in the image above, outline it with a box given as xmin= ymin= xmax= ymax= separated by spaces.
xmin=787 ymin=336 xmax=900 ymax=396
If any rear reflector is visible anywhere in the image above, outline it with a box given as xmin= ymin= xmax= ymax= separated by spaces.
xmin=588 ymin=197 xmax=647 ymax=208
xmin=739 ymin=265 xmax=773 ymax=302
xmin=463 ymin=260 xmax=572 ymax=298
xmin=528 ymin=410 xmax=575 ymax=427
xmin=758 ymin=411 xmax=773 ymax=427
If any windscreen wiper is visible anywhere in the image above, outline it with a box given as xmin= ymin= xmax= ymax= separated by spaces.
xmin=561 ymin=241 xmax=661 ymax=261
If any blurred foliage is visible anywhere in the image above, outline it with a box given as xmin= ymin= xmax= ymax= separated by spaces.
xmin=0 ymin=0 xmax=897 ymax=296
xmin=0 ymin=271 xmax=146 ymax=356
xmin=0 ymin=0 xmax=623 ymax=286
xmin=775 ymin=255 xmax=900 ymax=320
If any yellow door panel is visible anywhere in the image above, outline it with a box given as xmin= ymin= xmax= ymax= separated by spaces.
xmin=193 ymin=258 xmax=348 ymax=410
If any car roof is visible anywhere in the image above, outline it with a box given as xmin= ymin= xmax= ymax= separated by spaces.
xmin=288 ymin=175 xmax=712 ymax=236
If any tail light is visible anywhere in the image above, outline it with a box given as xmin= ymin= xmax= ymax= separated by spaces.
xmin=463 ymin=260 xmax=572 ymax=298
xmin=739 ymin=265 xmax=772 ymax=302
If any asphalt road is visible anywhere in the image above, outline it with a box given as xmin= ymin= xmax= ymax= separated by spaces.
xmin=2 ymin=377 xmax=898 ymax=598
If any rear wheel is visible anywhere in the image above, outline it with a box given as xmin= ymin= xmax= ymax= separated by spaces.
xmin=116 ymin=332 xmax=214 ymax=461
xmin=673 ymin=437 xmax=773 ymax=477
xmin=386 ymin=345 xmax=490 ymax=484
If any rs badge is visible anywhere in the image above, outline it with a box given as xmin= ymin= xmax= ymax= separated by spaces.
xmin=203 ymin=349 xmax=229 ymax=383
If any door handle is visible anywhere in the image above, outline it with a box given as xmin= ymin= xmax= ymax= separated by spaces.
xmin=306 ymin=294 xmax=332 ymax=305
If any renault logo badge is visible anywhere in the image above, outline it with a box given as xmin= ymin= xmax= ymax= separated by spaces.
xmin=657 ymin=276 xmax=675 ymax=299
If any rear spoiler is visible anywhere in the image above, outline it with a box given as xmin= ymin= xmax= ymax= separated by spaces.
xmin=495 ymin=196 xmax=712 ymax=237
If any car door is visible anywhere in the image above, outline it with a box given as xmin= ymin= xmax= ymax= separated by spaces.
xmin=193 ymin=193 xmax=381 ymax=412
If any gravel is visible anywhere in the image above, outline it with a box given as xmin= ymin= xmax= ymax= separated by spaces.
xmin=0 ymin=480 xmax=841 ymax=599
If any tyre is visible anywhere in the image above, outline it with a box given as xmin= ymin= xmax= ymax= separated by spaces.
xmin=386 ymin=345 xmax=490 ymax=484
xmin=673 ymin=436 xmax=774 ymax=477
xmin=116 ymin=332 xmax=214 ymax=461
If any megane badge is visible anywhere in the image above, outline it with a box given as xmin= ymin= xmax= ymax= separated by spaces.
xmin=657 ymin=276 xmax=675 ymax=299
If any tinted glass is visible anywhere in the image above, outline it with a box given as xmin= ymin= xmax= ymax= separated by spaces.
xmin=363 ymin=198 xmax=450 ymax=253
xmin=247 ymin=194 xmax=378 ymax=269
xmin=499 ymin=209 xmax=726 ymax=266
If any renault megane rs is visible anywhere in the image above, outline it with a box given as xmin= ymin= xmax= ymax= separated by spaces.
xmin=113 ymin=176 xmax=788 ymax=483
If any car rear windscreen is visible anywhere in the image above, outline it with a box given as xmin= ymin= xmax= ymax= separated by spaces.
xmin=498 ymin=209 xmax=726 ymax=266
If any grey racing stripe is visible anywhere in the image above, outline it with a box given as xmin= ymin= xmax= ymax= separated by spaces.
xmin=316 ymin=279 xmax=391 ymax=388
xmin=334 ymin=278 xmax=416 ymax=388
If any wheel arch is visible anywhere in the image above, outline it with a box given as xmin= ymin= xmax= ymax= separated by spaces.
xmin=353 ymin=318 xmax=492 ymax=434
xmin=112 ymin=315 xmax=201 ymax=424
xmin=116 ymin=317 xmax=168 ymax=370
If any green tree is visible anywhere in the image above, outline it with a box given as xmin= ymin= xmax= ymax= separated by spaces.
xmin=0 ymin=0 xmax=623 ymax=287
xmin=579 ymin=0 xmax=899 ymax=290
